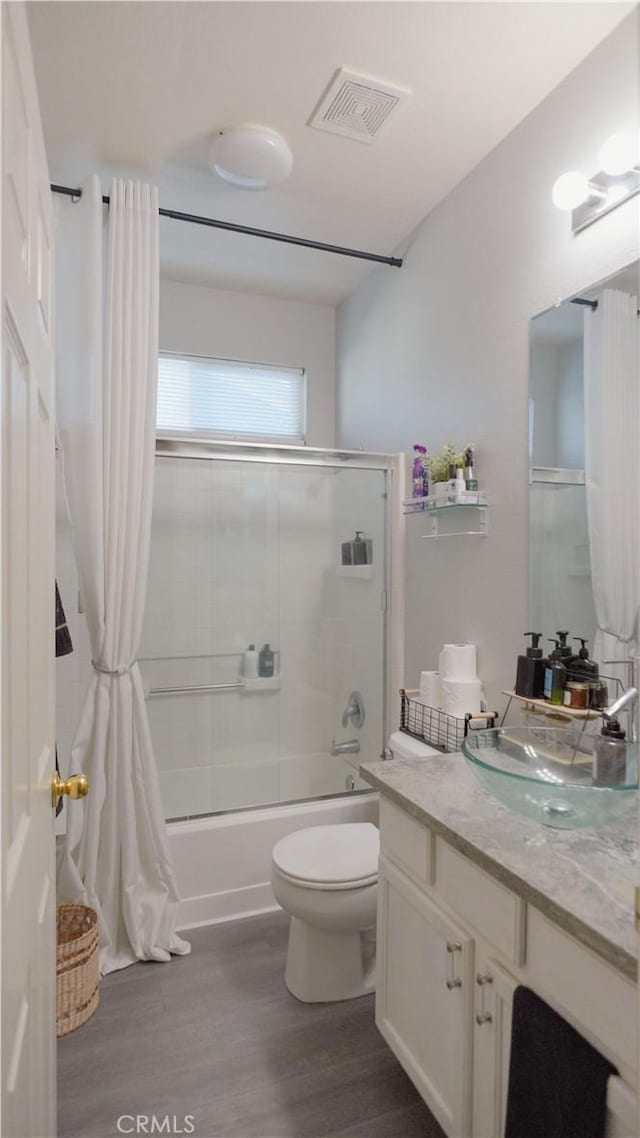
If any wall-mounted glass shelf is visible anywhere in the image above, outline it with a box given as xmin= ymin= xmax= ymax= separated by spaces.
xmin=404 ymin=494 xmax=489 ymax=538
xmin=403 ymin=492 xmax=487 ymax=515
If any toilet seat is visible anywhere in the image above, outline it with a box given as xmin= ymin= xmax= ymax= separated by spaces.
xmin=272 ymin=823 xmax=379 ymax=891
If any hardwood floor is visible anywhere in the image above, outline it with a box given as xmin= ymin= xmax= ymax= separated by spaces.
xmin=58 ymin=911 xmax=444 ymax=1138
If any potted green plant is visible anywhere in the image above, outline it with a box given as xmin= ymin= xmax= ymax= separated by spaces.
xmin=428 ymin=443 xmax=470 ymax=497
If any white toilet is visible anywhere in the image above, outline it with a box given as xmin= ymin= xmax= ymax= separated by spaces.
xmin=272 ymin=732 xmax=438 ymax=1003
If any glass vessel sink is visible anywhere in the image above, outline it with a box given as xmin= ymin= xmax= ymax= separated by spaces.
xmin=462 ymin=726 xmax=638 ymax=829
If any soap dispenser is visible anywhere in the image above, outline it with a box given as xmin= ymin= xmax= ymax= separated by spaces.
xmin=593 ymin=718 xmax=628 ymax=786
xmin=556 ymin=630 xmax=572 ymax=661
xmin=352 ymin=532 xmax=372 ymax=565
xmin=543 ymin=640 xmax=567 ymax=705
xmin=258 ymin=643 xmax=275 ymax=678
xmin=568 ymin=637 xmax=599 ymax=683
xmin=515 ymin=632 xmax=546 ymax=699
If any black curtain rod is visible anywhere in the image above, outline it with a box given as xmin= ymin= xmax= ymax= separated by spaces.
xmin=50 ymin=184 xmax=403 ymax=269
xmin=570 ymin=296 xmax=598 ymax=311
xmin=570 ymin=294 xmax=640 ymax=315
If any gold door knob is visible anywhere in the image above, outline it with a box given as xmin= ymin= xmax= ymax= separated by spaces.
xmin=51 ymin=772 xmax=90 ymax=808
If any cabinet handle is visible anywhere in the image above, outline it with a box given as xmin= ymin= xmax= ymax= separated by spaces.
xmin=476 ymin=971 xmax=493 ymax=987
xmin=475 ymin=970 xmax=493 ymax=1024
xmin=446 ymin=942 xmax=463 ymax=990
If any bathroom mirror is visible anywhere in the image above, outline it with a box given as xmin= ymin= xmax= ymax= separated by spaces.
xmin=528 ymin=259 xmax=639 ymax=685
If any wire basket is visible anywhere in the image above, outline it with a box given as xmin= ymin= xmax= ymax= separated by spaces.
xmin=399 ymin=688 xmax=497 ymax=753
xmin=56 ymin=904 xmax=99 ymax=1037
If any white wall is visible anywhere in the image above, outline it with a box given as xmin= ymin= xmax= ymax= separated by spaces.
xmin=336 ymin=14 xmax=639 ymax=710
xmin=159 ymin=278 xmax=336 ymax=447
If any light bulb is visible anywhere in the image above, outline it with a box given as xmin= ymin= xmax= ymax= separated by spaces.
xmin=552 ymin=171 xmax=589 ymax=211
xmin=599 ymin=132 xmax=636 ymax=176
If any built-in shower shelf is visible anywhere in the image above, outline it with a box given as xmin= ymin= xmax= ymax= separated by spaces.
xmin=336 ymin=564 xmax=374 ymax=579
xmin=242 ymin=676 xmax=281 ymax=692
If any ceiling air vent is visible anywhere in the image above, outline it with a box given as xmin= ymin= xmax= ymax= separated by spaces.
xmin=308 ymin=68 xmax=409 ymax=144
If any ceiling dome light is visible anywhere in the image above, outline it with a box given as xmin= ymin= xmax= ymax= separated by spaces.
xmin=598 ymin=131 xmax=637 ymax=176
xmin=552 ymin=171 xmax=589 ymax=211
xmin=209 ymin=127 xmax=293 ymax=190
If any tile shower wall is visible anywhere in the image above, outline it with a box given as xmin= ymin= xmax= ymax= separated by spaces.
xmin=140 ymin=458 xmax=385 ymax=818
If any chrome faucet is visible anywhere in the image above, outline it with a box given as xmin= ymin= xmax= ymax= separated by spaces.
xmin=603 ymin=659 xmax=640 ymax=741
xmin=331 ymin=739 xmax=360 ymax=756
xmin=342 ymin=690 xmax=365 ymax=729
xmin=602 ymin=686 xmax=638 ymax=722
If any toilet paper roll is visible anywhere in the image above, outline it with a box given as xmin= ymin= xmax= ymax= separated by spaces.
xmin=441 ymin=678 xmax=483 ymax=718
xmin=439 ymin=643 xmax=478 ymax=682
xmin=419 ymin=671 xmax=442 ymax=709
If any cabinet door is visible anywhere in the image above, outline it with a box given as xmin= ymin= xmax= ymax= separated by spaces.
xmin=471 ymin=948 xmax=519 ymax=1138
xmin=377 ymin=855 xmax=474 ymax=1138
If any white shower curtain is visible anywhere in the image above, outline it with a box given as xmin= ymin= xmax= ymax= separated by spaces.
xmin=57 ymin=177 xmax=190 ymax=974
xmin=584 ymin=287 xmax=639 ymax=688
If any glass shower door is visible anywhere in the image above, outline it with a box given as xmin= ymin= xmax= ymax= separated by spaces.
xmin=141 ymin=452 xmax=388 ymax=820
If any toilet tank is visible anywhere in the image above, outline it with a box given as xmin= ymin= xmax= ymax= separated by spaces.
xmin=387 ymin=731 xmax=440 ymax=760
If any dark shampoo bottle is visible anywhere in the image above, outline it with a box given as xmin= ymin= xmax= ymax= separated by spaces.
xmin=515 ymin=632 xmax=546 ymax=699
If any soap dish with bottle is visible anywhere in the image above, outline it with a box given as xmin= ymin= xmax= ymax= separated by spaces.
xmin=241 ymin=643 xmax=281 ymax=691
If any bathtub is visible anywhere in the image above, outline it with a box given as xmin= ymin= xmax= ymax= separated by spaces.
xmin=168 ymin=788 xmax=379 ymax=930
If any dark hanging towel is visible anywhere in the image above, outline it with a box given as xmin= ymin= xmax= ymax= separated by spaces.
xmin=505 ymin=986 xmax=616 ymax=1138
xmin=55 ymin=582 xmax=73 ymax=657
xmin=55 ymin=583 xmax=74 ymax=816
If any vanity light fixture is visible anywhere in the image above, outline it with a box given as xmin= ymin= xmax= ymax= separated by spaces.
xmin=552 ymin=130 xmax=639 ymax=234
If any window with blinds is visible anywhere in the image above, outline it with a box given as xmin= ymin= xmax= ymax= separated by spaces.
xmin=157 ymin=353 xmax=306 ymax=442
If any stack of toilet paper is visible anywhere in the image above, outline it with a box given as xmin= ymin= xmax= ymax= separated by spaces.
xmin=418 ymin=670 xmax=442 ymax=709
xmin=438 ymin=644 xmax=482 ymax=717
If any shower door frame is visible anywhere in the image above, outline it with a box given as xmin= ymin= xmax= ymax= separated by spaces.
xmin=145 ymin=434 xmax=403 ymax=815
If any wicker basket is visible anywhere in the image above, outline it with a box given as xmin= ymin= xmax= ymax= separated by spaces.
xmin=56 ymin=904 xmax=99 ymax=1037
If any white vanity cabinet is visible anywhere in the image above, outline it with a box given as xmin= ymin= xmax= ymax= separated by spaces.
xmin=376 ymin=797 xmax=638 ymax=1138
xmin=377 ymin=856 xmax=474 ymax=1137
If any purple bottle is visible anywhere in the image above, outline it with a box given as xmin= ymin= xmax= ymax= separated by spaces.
xmin=412 ymin=445 xmax=428 ymax=508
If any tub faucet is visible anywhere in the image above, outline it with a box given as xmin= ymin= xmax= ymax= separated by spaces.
xmin=331 ymin=739 xmax=360 ymax=756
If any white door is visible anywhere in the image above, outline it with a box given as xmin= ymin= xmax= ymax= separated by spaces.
xmin=2 ymin=3 xmax=57 ymax=1135
xmin=376 ymin=856 xmax=474 ymax=1138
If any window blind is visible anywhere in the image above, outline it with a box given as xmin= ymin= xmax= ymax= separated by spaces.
xmin=157 ymin=353 xmax=306 ymax=441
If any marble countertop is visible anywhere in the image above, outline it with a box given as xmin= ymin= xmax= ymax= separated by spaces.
xmin=360 ymin=752 xmax=639 ymax=980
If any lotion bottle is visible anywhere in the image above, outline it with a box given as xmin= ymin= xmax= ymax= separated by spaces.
xmin=243 ymin=644 xmax=259 ymax=679
xmin=543 ymin=640 xmax=567 ymax=704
